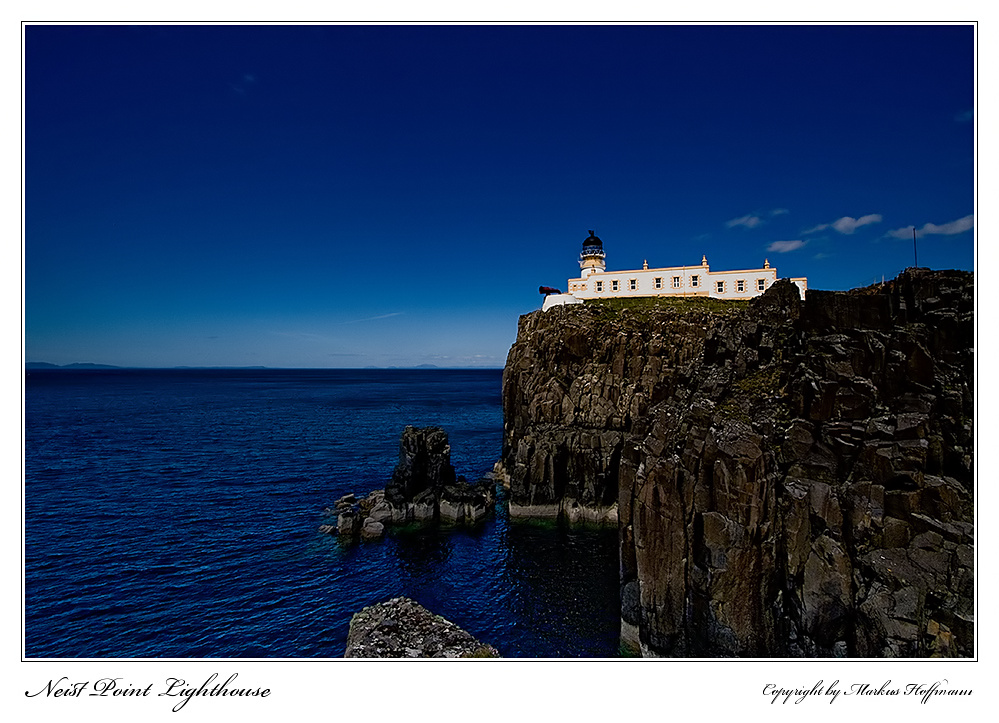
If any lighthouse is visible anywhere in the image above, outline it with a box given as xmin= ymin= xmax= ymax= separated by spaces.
xmin=579 ymin=230 xmax=606 ymax=277
xmin=547 ymin=229 xmax=807 ymax=310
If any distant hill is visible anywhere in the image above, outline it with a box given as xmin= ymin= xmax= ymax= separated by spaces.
xmin=26 ymin=362 xmax=120 ymax=369
xmin=369 ymin=364 xmax=497 ymax=370
xmin=171 ymin=366 xmax=269 ymax=370
xmin=26 ymin=362 xmax=500 ymax=371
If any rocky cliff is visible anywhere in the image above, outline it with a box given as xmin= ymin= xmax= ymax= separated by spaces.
xmin=500 ymin=269 xmax=974 ymax=657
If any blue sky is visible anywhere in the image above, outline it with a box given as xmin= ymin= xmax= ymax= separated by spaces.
xmin=25 ymin=24 xmax=975 ymax=368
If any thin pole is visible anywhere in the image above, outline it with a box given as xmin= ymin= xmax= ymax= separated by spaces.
xmin=913 ymin=227 xmax=918 ymax=268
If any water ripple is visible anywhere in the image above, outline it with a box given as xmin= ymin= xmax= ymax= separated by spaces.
xmin=25 ymin=369 xmax=620 ymax=658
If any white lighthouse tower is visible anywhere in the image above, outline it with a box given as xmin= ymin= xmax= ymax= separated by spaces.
xmin=579 ymin=230 xmax=606 ymax=277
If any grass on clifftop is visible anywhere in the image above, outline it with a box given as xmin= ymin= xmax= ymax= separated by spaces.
xmin=585 ymin=296 xmax=743 ymax=317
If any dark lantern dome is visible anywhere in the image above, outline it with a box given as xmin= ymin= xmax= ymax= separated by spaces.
xmin=582 ymin=230 xmax=603 ymax=249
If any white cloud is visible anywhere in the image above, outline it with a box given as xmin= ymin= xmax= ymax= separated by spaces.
xmin=886 ymin=214 xmax=974 ymax=239
xmin=804 ymin=213 xmax=883 ymax=236
xmin=770 ymin=208 xmax=790 ymax=216
xmin=831 ymin=214 xmax=883 ymax=234
xmin=920 ymin=215 xmax=975 ymax=236
xmin=767 ymin=239 xmax=807 ymax=253
xmin=342 ymin=312 xmax=404 ymax=324
xmin=725 ymin=214 xmax=763 ymax=229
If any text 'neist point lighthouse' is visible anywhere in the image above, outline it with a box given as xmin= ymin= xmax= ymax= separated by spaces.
xmin=542 ymin=231 xmax=807 ymax=311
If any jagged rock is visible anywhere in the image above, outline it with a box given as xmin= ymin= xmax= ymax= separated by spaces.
xmin=439 ymin=476 xmax=495 ymax=524
xmin=501 ymin=269 xmax=973 ymax=657
xmin=360 ymin=519 xmax=385 ymax=540
xmin=345 ymin=597 xmax=500 ymax=658
xmin=367 ymin=501 xmax=393 ymax=524
xmin=323 ymin=426 xmax=495 ymax=538
xmin=385 ymin=426 xmax=457 ymax=505
xmin=337 ymin=510 xmax=362 ymax=536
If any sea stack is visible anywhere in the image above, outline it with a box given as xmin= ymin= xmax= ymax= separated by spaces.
xmin=324 ymin=426 xmax=495 ymax=538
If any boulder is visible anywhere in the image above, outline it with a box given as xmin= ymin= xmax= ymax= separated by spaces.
xmin=360 ymin=519 xmax=385 ymax=540
xmin=345 ymin=597 xmax=500 ymax=658
xmin=336 ymin=510 xmax=362 ymax=536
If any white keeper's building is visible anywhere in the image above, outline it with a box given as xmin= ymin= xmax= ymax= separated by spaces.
xmin=542 ymin=231 xmax=807 ymax=311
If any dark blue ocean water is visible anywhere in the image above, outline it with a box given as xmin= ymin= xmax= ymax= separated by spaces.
xmin=24 ymin=369 xmax=621 ymax=658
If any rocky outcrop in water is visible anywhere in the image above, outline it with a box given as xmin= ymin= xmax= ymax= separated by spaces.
xmin=344 ymin=597 xmax=500 ymax=657
xmin=500 ymin=269 xmax=974 ymax=657
xmin=322 ymin=426 xmax=495 ymax=539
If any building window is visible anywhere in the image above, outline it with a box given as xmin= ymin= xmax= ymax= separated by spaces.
xmin=757 ymin=279 xmax=766 ymax=291
xmin=611 ymin=280 xmax=619 ymax=292
xmin=654 ymin=277 xmax=663 ymax=289
xmin=691 ymin=275 xmax=699 ymax=287
xmin=736 ymin=280 xmax=745 ymax=293
xmin=629 ymin=279 xmax=637 ymax=291
xmin=595 ymin=281 xmax=603 ymax=292
xmin=672 ymin=276 xmax=681 ymax=289
xmin=716 ymin=280 xmax=725 ymax=294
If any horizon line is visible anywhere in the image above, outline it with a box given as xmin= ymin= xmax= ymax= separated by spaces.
xmin=25 ymin=363 xmax=505 ymax=371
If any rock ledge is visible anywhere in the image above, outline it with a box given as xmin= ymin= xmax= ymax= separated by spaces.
xmin=344 ymin=597 xmax=500 ymax=658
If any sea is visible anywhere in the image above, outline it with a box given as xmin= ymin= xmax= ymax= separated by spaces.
xmin=24 ymin=368 xmax=621 ymax=658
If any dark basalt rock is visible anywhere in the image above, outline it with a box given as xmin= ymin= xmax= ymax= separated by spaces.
xmin=500 ymin=269 xmax=974 ymax=657
xmin=323 ymin=426 xmax=495 ymax=539
xmin=344 ymin=597 xmax=500 ymax=658
xmin=385 ymin=425 xmax=457 ymax=505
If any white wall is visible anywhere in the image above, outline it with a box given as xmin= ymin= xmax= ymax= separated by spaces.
xmin=541 ymin=293 xmax=584 ymax=311
xmin=567 ymin=265 xmax=790 ymax=300
xmin=568 ymin=265 xmax=711 ymax=299
xmin=704 ymin=269 xmax=780 ymax=299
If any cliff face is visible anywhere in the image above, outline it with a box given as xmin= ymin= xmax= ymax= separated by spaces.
xmin=501 ymin=269 xmax=973 ymax=657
